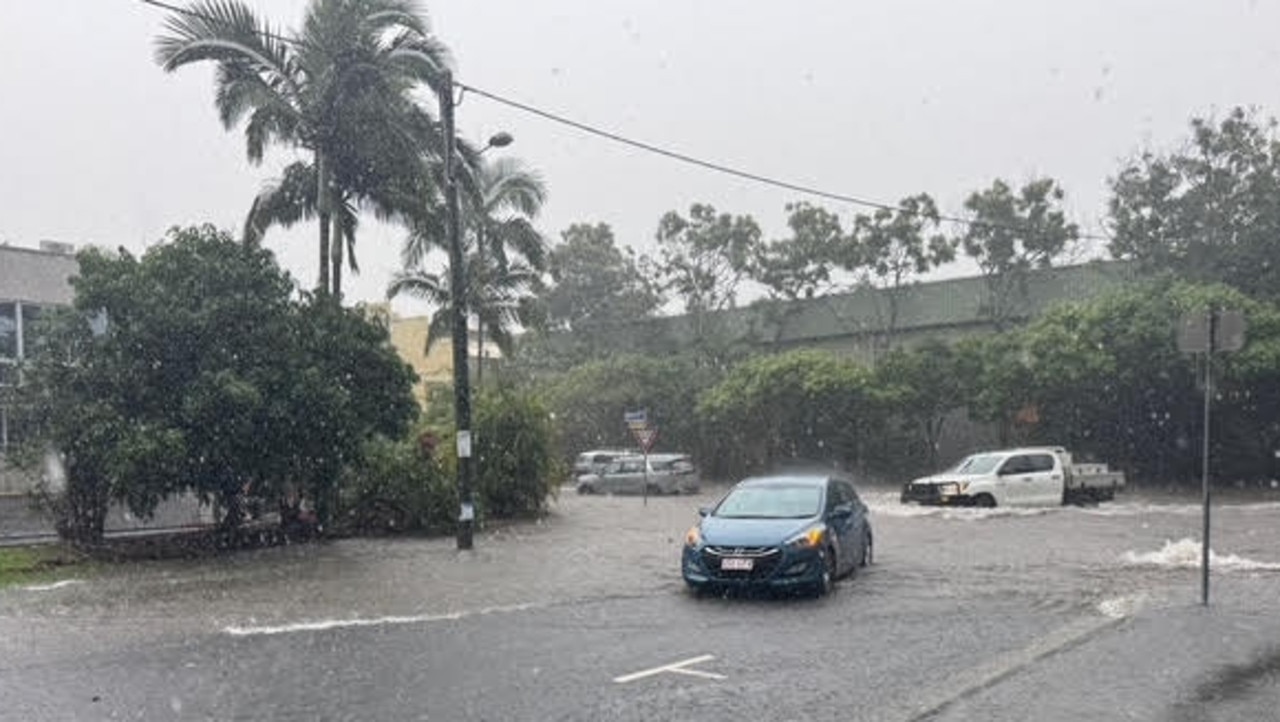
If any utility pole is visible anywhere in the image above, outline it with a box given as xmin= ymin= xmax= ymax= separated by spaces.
xmin=440 ymin=70 xmax=475 ymax=550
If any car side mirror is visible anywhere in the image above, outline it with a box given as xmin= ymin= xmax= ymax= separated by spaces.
xmin=697 ymin=506 xmax=711 ymax=517
xmin=831 ymin=503 xmax=854 ymax=519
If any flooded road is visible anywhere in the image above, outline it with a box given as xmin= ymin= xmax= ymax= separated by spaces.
xmin=3 ymin=485 xmax=1279 ymax=720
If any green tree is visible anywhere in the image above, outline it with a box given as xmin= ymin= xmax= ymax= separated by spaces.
xmin=697 ymin=349 xmax=882 ymax=479
xmin=953 ymin=334 xmax=1035 ymax=446
xmin=1016 ymin=280 xmax=1280 ymax=483
xmin=849 ymin=193 xmax=957 ymax=350
xmin=156 ymin=0 xmax=449 ymax=296
xmin=652 ymin=203 xmax=761 ymax=316
xmin=543 ymin=354 xmax=720 ymax=466
xmin=875 ymin=340 xmax=965 ymax=469
xmin=541 ymin=223 xmax=662 ymax=332
xmin=753 ymin=202 xmax=844 ymax=301
xmin=1108 ymin=108 xmax=1280 ymax=300
xmin=961 ymin=178 xmax=1079 ymax=330
xmin=17 ymin=226 xmax=417 ymax=543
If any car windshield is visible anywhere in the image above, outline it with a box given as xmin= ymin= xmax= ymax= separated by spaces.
xmin=714 ymin=485 xmax=822 ymax=519
xmin=952 ymin=454 xmax=1005 ymax=475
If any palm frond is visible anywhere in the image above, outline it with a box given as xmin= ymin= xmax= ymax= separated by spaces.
xmin=426 ymin=308 xmax=452 ymax=353
xmin=155 ymin=1 xmax=298 ymax=94
xmin=489 ymin=217 xmax=548 ymax=272
xmin=482 ymin=157 xmax=547 ymax=219
xmin=387 ymin=270 xmax=447 ymax=303
xmin=243 ymin=161 xmax=317 ymax=244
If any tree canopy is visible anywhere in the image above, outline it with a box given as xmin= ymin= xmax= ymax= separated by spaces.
xmin=17 ymin=226 xmax=417 ymax=543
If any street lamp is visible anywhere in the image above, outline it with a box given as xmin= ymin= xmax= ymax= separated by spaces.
xmin=480 ymin=131 xmax=513 ymax=153
xmin=474 ymin=132 xmax=514 ymax=389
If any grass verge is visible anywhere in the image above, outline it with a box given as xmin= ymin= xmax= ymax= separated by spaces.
xmin=0 ymin=544 xmax=91 ymax=589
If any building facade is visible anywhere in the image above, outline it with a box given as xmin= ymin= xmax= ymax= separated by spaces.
xmin=0 ymin=241 xmax=78 ymax=491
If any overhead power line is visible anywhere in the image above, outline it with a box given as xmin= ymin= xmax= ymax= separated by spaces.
xmin=139 ymin=0 xmax=1111 ymax=243
xmin=458 ymin=82 xmax=1112 ymax=243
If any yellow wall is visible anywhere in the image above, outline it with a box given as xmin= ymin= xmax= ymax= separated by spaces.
xmin=387 ymin=314 xmax=454 ymax=407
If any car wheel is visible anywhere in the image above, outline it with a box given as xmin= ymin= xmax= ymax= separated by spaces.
xmin=860 ymin=531 xmax=873 ymax=567
xmin=577 ymin=484 xmax=594 ymax=495
xmin=973 ymin=493 xmax=997 ymax=508
xmin=815 ymin=547 xmax=836 ymax=597
xmin=686 ymin=582 xmax=713 ymax=599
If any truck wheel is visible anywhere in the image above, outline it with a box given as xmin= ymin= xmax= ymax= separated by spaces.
xmin=973 ymin=493 xmax=996 ymax=508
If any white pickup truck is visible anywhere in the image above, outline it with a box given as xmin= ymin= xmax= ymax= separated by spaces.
xmin=900 ymin=446 xmax=1125 ymax=508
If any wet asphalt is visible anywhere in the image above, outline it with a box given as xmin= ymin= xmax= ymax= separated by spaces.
xmin=2 ymin=484 xmax=1280 ymax=721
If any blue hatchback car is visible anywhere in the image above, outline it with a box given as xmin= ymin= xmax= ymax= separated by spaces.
xmin=682 ymin=474 xmax=873 ymax=596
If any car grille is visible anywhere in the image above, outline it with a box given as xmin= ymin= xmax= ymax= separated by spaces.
xmin=702 ymin=545 xmax=782 ymax=580
xmin=902 ymin=483 xmax=942 ymax=502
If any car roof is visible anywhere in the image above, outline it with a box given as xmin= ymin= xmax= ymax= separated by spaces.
xmin=577 ymin=449 xmax=634 ymax=456
xmin=735 ymin=474 xmax=833 ymax=489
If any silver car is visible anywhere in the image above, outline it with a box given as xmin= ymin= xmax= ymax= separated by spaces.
xmin=572 ymin=449 xmax=637 ymax=478
xmin=576 ymin=454 xmax=701 ymax=495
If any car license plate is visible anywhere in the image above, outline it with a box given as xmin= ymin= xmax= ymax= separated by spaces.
xmin=721 ymin=557 xmax=753 ymax=571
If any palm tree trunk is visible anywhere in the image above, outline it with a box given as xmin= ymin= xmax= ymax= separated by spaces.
xmin=331 ymin=213 xmax=344 ymax=299
xmin=316 ymin=150 xmax=331 ymax=295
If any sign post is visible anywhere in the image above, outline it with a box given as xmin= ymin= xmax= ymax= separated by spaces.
xmin=1177 ymin=309 xmax=1245 ymax=606
xmin=625 ymin=410 xmax=659 ymax=506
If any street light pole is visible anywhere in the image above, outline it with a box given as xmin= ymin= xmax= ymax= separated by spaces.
xmin=440 ymin=70 xmax=475 ymax=550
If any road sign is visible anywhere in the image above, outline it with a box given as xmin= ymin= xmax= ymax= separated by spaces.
xmin=632 ymin=427 xmax=658 ymax=453
xmin=1217 ymin=310 xmax=1246 ymax=352
xmin=624 ymin=409 xmax=648 ymax=430
xmin=1175 ymin=308 xmax=1246 ymax=607
xmin=1178 ymin=310 xmax=1247 ymax=353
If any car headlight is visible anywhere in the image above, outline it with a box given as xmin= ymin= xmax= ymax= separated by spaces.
xmin=786 ymin=526 xmax=826 ymax=549
xmin=938 ymin=483 xmax=960 ymax=496
xmin=685 ymin=525 xmax=701 ymax=547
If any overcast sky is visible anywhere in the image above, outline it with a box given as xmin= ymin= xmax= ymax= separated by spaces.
xmin=3 ymin=1 xmax=1280 ymax=314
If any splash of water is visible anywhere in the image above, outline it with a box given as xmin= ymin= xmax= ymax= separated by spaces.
xmin=1121 ymin=538 xmax=1280 ymax=572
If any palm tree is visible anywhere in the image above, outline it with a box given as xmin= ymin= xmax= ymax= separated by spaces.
xmin=470 ymin=158 xmax=547 ymax=379
xmin=155 ymin=0 xmax=450 ymax=297
xmin=396 ymin=156 xmax=547 ymax=378
xmin=387 ymin=249 xmax=543 ymax=359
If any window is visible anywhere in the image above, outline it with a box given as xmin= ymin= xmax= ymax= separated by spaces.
xmin=1027 ymin=454 xmax=1055 ymax=473
xmin=839 ymin=481 xmax=861 ymax=508
xmin=825 ymin=480 xmax=850 ymax=512
xmin=0 ymin=302 xmax=15 ymax=359
xmin=1001 ymin=454 xmax=1056 ymax=475
xmin=20 ymin=304 xmax=44 ymax=358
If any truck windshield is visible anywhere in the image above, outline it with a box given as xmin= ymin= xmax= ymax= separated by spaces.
xmin=952 ymin=454 xmax=1004 ymax=475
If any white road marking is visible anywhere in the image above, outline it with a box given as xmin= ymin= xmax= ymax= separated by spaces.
xmin=22 ymin=579 xmax=84 ymax=592
xmin=222 ymin=602 xmax=540 ymax=637
xmin=613 ymin=654 xmax=726 ymax=684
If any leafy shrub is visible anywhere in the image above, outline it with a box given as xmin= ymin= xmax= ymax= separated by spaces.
xmin=474 ymin=386 xmax=563 ymax=518
xmin=338 ymin=435 xmax=455 ymax=534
